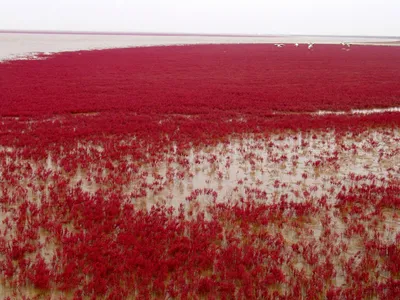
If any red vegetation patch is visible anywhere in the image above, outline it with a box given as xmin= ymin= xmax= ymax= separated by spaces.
xmin=0 ymin=45 xmax=400 ymax=298
xmin=1 ymin=44 xmax=400 ymax=116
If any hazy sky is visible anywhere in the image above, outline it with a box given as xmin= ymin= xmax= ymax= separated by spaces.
xmin=1 ymin=0 xmax=399 ymax=36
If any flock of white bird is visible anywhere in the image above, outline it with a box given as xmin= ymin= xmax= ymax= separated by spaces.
xmin=274 ymin=42 xmax=351 ymax=50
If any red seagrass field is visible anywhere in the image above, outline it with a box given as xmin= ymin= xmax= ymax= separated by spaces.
xmin=0 ymin=44 xmax=400 ymax=299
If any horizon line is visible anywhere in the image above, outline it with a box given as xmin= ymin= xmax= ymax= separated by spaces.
xmin=1 ymin=29 xmax=399 ymax=39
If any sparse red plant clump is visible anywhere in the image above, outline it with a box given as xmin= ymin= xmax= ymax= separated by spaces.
xmin=0 ymin=44 xmax=400 ymax=298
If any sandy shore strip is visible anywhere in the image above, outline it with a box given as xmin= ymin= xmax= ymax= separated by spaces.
xmin=1 ymin=33 xmax=399 ymax=61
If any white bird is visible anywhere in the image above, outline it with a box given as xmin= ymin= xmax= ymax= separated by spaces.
xmin=308 ymin=43 xmax=314 ymax=50
xmin=274 ymin=43 xmax=284 ymax=48
xmin=341 ymin=42 xmax=351 ymax=51
xmin=294 ymin=43 xmax=299 ymax=47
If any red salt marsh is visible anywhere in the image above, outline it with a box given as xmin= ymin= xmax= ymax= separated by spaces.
xmin=0 ymin=44 xmax=399 ymax=299
xmin=1 ymin=44 xmax=400 ymax=116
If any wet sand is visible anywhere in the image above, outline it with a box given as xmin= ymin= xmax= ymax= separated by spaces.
xmin=1 ymin=32 xmax=399 ymax=61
